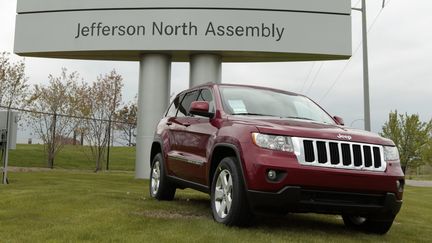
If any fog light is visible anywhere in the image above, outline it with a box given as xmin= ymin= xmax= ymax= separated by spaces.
xmin=267 ymin=170 xmax=277 ymax=181
xmin=396 ymin=180 xmax=404 ymax=192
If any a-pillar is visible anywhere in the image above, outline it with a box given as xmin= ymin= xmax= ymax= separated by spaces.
xmin=190 ymin=54 xmax=222 ymax=87
xmin=135 ymin=54 xmax=171 ymax=179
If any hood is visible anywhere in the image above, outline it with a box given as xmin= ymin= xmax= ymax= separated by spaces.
xmin=228 ymin=116 xmax=394 ymax=146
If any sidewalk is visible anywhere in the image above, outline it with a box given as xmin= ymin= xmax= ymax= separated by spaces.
xmin=406 ymin=180 xmax=432 ymax=187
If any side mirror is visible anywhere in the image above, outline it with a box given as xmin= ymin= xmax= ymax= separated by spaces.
xmin=334 ymin=116 xmax=345 ymax=126
xmin=190 ymin=101 xmax=214 ymax=118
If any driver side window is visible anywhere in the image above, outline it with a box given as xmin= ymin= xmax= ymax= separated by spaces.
xmin=165 ymin=94 xmax=183 ymax=117
xmin=196 ymin=89 xmax=215 ymax=114
xmin=177 ymin=90 xmax=199 ymax=117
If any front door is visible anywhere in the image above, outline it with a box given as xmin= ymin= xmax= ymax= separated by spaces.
xmin=167 ymin=89 xmax=216 ymax=185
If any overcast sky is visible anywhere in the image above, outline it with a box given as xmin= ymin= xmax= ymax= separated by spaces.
xmin=1 ymin=0 xmax=431 ymax=135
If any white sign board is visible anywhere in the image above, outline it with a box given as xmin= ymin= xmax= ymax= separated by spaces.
xmin=14 ymin=0 xmax=352 ymax=62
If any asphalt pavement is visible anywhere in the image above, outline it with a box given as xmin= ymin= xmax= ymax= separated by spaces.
xmin=406 ymin=180 xmax=432 ymax=187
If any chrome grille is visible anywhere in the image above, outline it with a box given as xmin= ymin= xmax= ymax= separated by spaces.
xmin=292 ymin=137 xmax=386 ymax=172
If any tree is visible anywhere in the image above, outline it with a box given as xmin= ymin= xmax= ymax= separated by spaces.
xmin=422 ymin=140 xmax=432 ymax=165
xmin=27 ymin=68 xmax=83 ymax=168
xmin=0 ymin=52 xmax=29 ymax=109
xmin=115 ymin=100 xmax=137 ymax=146
xmin=381 ymin=111 xmax=432 ymax=173
xmin=83 ymin=70 xmax=123 ymax=172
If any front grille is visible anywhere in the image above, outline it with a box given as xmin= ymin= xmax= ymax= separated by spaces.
xmin=292 ymin=137 xmax=386 ymax=172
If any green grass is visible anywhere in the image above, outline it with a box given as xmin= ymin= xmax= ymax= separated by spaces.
xmin=408 ymin=174 xmax=432 ymax=181
xmin=8 ymin=144 xmax=135 ymax=171
xmin=1 ymin=171 xmax=431 ymax=242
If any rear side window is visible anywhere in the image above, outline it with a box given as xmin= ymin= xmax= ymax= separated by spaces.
xmin=177 ymin=90 xmax=200 ymax=117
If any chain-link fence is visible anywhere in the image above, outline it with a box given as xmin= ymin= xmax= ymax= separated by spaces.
xmin=0 ymin=105 xmax=136 ymax=171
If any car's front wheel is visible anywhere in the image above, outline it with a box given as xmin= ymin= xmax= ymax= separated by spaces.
xmin=342 ymin=215 xmax=395 ymax=234
xmin=211 ymin=157 xmax=253 ymax=226
xmin=150 ymin=153 xmax=176 ymax=200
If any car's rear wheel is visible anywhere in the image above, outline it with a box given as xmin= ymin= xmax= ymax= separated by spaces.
xmin=342 ymin=215 xmax=395 ymax=234
xmin=211 ymin=157 xmax=253 ymax=226
xmin=150 ymin=153 xmax=176 ymax=200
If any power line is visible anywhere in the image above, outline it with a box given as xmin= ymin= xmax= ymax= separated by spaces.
xmin=299 ymin=62 xmax=316 ymax=92
xmin=303 ymin=0 xmax=361 ymax=97
xmin=304 ymin=62 xmax=324 ymax=95
xmin=354 ymin=0 xmax=362 ymax=8
xmin=319 ymin=43 xmax=362 ymax=102
xmin=319 ymin=0 xmax=391 ymax=102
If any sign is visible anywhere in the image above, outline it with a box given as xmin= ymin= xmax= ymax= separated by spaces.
xmin=14 ymin=0 xmax=352 ymax=62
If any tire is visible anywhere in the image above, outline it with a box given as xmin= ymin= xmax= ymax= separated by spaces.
xmin=149 ymin=153 xmax=176 ymax=200
xmin=342 ymin=215 xmax=395 ymax=234
xmin=211 ymin=157 xmax=253 ymax=226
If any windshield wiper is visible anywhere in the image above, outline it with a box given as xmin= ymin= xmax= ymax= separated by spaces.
xmin=233 ymin=113 xmax=276 ymax=117
xmin=285 ymin=116 xmax=314 ymax=121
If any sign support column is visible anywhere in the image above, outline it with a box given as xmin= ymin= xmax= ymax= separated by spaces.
xmin=190 ymin=54 xmax=222 ymax=87
xmin=135 ymin=54 xmax=171 ymax=179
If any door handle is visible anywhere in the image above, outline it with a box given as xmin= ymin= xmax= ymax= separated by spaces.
xmin=182 ymin=122 xmax=191 ymax=127
xmin=166 ymin=122 xmax=173 ymax=126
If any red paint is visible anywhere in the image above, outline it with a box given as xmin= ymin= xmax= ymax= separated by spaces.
xmin=155 ymin=83 xmax=404 ymax=202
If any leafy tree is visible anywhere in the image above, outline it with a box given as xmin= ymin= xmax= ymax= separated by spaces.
xmin=27 ymin=68 xmax=83 ymax=168
xmin=0 ymin=52 xmax=29 ymax=109
xmin=115 ymin=99 xmax=137 ymax=146
xmin=381 ymin=111 xmax=432 ymax=173
xmin=83 ymin=70 xmax=123 ymax=172
xmin=421 ymin=140 xmax=432 ymax=166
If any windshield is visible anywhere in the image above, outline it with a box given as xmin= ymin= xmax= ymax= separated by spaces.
xmin=220 ymin=86 xmax=336 ymax=124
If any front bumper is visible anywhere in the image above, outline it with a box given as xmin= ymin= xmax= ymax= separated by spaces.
xmin=248 ymin=186 xmax=402 ymax=217
xmin=240 ymin=143 xmax=405 ymax=200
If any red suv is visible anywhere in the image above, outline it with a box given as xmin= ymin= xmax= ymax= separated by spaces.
xmin=149 ymin=83 xmax=404 ymax=234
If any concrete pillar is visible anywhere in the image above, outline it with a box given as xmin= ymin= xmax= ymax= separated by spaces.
xmin=136 ymin=54 xmax=171 ymax=179
xmin=190 ymin=54 xmax=222 ymax=87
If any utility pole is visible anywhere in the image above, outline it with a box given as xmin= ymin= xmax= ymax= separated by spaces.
xmin=352 ymin=0 xmax=371 ymax=131
xmin=361 ymin=0 xmax=371 ymax=132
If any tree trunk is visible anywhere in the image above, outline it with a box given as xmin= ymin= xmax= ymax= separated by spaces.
xmin=80 ymin=131 xmax=84 ymax=146
xmin=128 ymin=127 xmax=132 ymax=146
xmin=106 ymin=120 xmax=111 ymax=171
xmin=47 ymin=143 xmax=54 ymax=169
xmin=73 ymin=130 xmax=77 ymax=145
xmin=401 ymin=165 xmax=407 ymax=174
xmin=95 ymin=147 xmax=103 ymax=172
xmin=48 ymin=113 xmax=57 ymax=169
xmin=95 ymin=156 xmax=100 ymax=172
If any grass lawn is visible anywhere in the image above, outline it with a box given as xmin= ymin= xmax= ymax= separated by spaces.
xmin=408 ymin=174 xmax=432 ymax=181
xmin=1 ymin=171 xmax=431 ymax=242
xmin=8 ymin=144 xmax=135 ymax=171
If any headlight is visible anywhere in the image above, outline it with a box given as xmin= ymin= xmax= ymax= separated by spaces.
xmin=384 ymin=146 xmax=400 ymax=161
xmin=252 ymin=133 xmax=294 ymax=152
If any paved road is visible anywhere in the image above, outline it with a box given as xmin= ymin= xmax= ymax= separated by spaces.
xmin=406 ymin=180 xmax=432 ymax=187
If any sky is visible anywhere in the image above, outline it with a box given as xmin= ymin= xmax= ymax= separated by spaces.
xmin=1 ymin=0 xmax=431 ymax=141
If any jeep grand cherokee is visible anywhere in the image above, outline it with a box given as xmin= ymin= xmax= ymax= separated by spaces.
xmin=149 ymin=83 xmax=404 ymax=234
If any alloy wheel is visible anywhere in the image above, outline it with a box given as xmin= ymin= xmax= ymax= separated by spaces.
xmin=214 ymin=169 xmax=233 ymax=219
xmin=151 ymin=161 xmax=161 ymax=196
